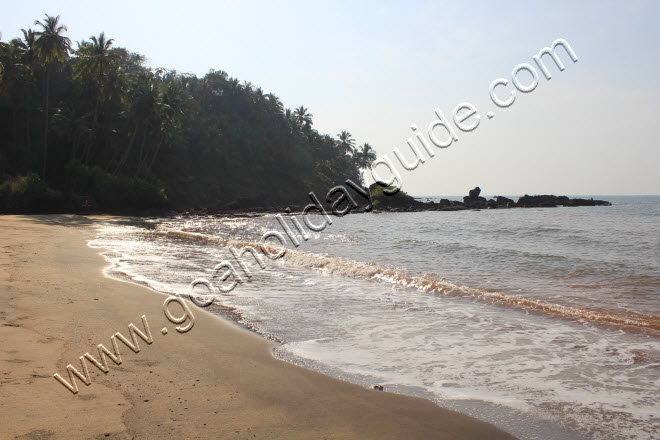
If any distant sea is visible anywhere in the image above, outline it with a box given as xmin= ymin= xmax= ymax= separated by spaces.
xmin=90 ymin=195 xmax=660 ymax=440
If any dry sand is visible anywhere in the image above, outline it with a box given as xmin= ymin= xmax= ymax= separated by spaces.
xmin=0 ymin=215 xmax=517 ymax=439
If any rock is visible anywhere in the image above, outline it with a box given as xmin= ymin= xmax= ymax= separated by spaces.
xmin=369 ymin=186 xmax=610 ymax=213
xmin=516 ymin=195 xmax=558 ymax=208
xmin=463 ymin=186 xmax=482 ymax=204
xmin=463 ymin=187 xmax=489 ymax=208
xmin=563 ymin=198 xmax=612 ymax=207
xmin=514 ymin=194 xmax=609 ymax=208
xmin=556 ymin=196 xmax=570 ymax=206
xmin=496 ymin=196 xmax=514 ymax=208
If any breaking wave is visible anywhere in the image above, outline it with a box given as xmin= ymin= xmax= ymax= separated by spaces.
xmin=155 ymin=227 xmax=660 ymax=335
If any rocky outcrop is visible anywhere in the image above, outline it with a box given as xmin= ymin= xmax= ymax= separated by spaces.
xmin=462 ymin=187 xmax=487 ymax=208
xmin=515 ymin=194 xmax=610 ymax=208
xmin=464 ymin=186 xmax=481 ymax=201
xmin=516 ymin=195 xmax=559 ymax=208
xmin=370 ymin=185 xmax=611 ymax=212
xmin=563 ymin=198 xmax=612 ymax=207
xmin=496 ymin=196 xmax=515 ymax=208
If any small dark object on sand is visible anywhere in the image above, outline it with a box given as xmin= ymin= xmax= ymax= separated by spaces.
xmin=373 ymin=385 xmax=384 ymax=391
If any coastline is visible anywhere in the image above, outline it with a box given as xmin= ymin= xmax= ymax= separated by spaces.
xmin=0 ymin=214 xmax=517 ymax=439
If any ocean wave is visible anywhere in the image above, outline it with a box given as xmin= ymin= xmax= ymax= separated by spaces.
xmin=280 ymin=249 xmax=659 ymax=334
xmin=151 ymin=226 xmax=659 ymax=335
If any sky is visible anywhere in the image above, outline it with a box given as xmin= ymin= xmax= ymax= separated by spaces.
xmin=3 ymin=0 xmax=659 ymax=196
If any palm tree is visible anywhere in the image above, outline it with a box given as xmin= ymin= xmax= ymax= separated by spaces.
xmin=11 ymin=29 xmax=38 ymax=167
xmin=354 ymin=143 xmax=377 ymax=173
xmin=265 ymin=93 xmax=283 ymax=116
xmin=337 ymin=130 xmax=355 ymax=154
xmin=293 ymin=105 xmax=313 ymax=130
xmin=75 ymin=33 xmax=115 ymax=90
xmin=227 ymin=78 xmax=241 ymax=95
xmin=254 ymin=87 xmax=264 ymax=99
xmin=11 ymin=29 xmax=38 ymax=67
xmin=143 ymin=71 xmax=190 ymax=176
xmin=74 ymin=32 xmax=118 ymax=162
xmin=241 ymin=80 xmax=253 ymax=93
xmin=113 ymin=70 xmax=159 ymax=176
xmin=114 ymin=47 xmax=147 ymax=75
xmin=34 ymin=14 xmax=71 ymax=179
xmin=0 ymin=42 xmax=20 ymax=164
xmin=50 ymin=105 xmax=90 ymax=163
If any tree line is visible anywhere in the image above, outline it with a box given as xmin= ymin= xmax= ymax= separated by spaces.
xmin=0 ymin=14 xmax=378 ymax=212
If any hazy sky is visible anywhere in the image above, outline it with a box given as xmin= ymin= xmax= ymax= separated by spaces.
xmin=3 ymin=0 xmax=659 ymax=195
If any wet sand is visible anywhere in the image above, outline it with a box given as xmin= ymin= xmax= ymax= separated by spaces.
xmin=0 ymin=214 xmax=517 ymax=439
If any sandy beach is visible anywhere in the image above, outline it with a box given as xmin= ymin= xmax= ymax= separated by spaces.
xmin=0 ymin=215 xmax=516 ymax=439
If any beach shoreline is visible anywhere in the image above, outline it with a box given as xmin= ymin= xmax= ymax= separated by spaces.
xmin=0 ymin=214 xmax=517 ymax=439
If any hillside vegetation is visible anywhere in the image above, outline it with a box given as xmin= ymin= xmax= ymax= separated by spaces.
xmin=0 ymin=15 xmax=378 ymax=213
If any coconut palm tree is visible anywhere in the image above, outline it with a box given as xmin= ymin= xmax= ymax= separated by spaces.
xmin=113 ymin=70 xmax=160 ymax=176
xmin=34 ymin=14 xmax=71 ymax=179
xmin=354 ymin=142 xmax=377 ymax=172
xmin=11 ymin=29 xmax=38 ymax=68
xmin=74 ymin=33 xmax=116 ymax=90
xmin=0 ymin=41 xmax=22 ymax=164
xmin=293 ymin=105 xmax=313 ymax=130
xmin=114 ymin=47 xmax=147 ymax=75
xmin=50 ymin=104 xmax=90 ymax=163
xmin=9 ymin=29 xmax=38 ymax=167
xmin=254 ymin=87 xmax=265 ymax=103
xmin=73 ymin=32 xmax=119 ymax=163
xmin=267 ymin=93 xmax=283 ymax=111
xmin=337 ymin=130 xmax=355 ymax=155
xmin=226 ymin=77 xmax=241 ymax=95
xmin=143 ymin=70 xmax=191 ymax=176
xmin=241 ymin=80 xmax=253 ymax=93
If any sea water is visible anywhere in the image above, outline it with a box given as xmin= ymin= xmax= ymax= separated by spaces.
xmin=89 ymin=196 xmax=660 ymax=439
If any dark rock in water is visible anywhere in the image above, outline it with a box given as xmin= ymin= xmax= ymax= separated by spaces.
xmin=515 ymin=194 xmax=611 ymax=208
xmin=368 ymin=185 xmax=610 ymax=212
xmin=496 ymin=196 xmax=514 ymax=208
xmin=556 ymin=196 xmax=570 ymax=205
xmin=463 ymin=187 xmax=490 ymax=208
xmin=516 ymin=195 xmax=558 ymax=208
xmin=563 ymin=198 xmax=612 ymax=207
xmin=463 ymin=186 xmax=482 ymax=204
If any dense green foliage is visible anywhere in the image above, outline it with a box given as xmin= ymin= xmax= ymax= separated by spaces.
xmin=0 ymin=15 xmax=378 ymax=213
xmin=0 ymin=173 xmax=63 ymax=212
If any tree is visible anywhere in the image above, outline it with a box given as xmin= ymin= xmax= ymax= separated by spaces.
xmin=113 ymin=70 xmax=159 ymax=176
xmin=293 ymin=105 xmax=313 ymax=130
xmin=337 ymin=130 xmax=355 ymax=155
xmin=0 ymin=42 xmax=20 ymax=166
xmin=354 ymin=143 xmax=377 ymax=181
xmin=241 ymin=80 xmax=253 ymax=94
xmin=73 ymin=32 xmax=119 ymax=163
xmin=0 ymin=14 xmax=371 ymax=212
xmin=142 ymin=69 xmax=192 ymax=176
xmin=74 ymin=32 xmax=117 ymax=97
xmin=11 ymin=29 xmax=38 ymax=68
xmin=10 ymin=29 xmax=38 ymax=167
xmin=114 ymin=47 xmax=147 ymax=75
xmin=34 ymin=14 xmax=71 ymax=179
